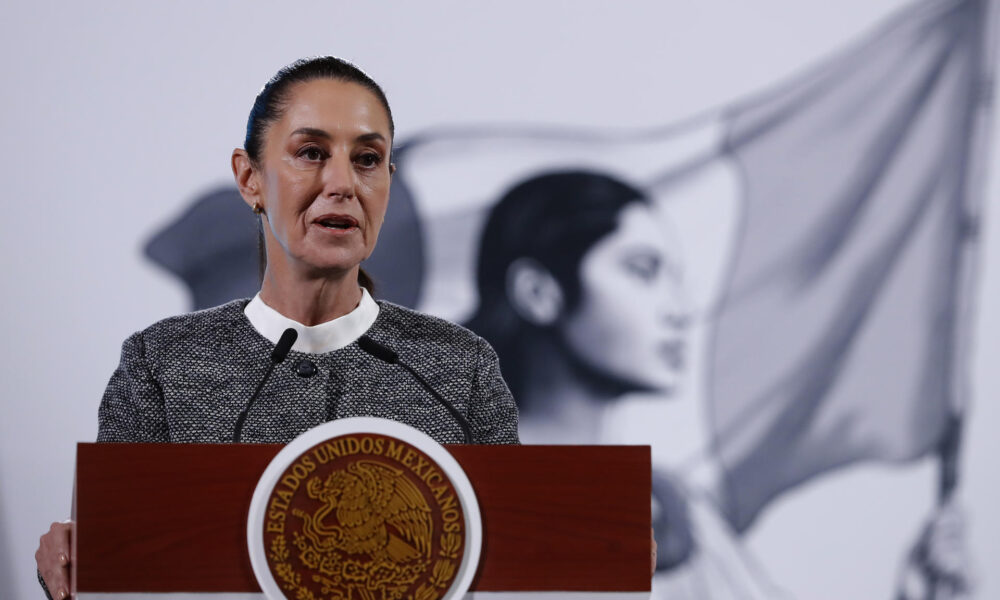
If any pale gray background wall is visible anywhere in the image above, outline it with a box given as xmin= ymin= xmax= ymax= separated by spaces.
xmin=1 ymin=1 xmax=997 ymax=598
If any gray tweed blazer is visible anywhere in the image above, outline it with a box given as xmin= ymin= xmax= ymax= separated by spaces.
xmin=97 ymin=299 xmax=520 ymax=445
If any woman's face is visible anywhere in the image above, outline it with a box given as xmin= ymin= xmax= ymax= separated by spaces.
xmin=559 ymin=202 xmax=689 ymax=394
xmin=254 ymin=79 xmax=393 ymax=277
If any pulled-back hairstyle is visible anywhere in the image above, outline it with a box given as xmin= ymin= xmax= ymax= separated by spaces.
xmin=244 ymin=56 xmax=394 ymax=293
xmin=465 ymin=170 xmax=647 ymax=401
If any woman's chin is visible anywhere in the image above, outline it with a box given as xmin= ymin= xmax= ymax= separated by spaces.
xmin=295 ymin=257 xmax=365 ymax=278
xmin=652 ymin=383 xmax=681 ymax=398
xmin=292 ymin=247 xmax=369 ymax=274
xmin=619 ymin=371 xmax=683 ymax=397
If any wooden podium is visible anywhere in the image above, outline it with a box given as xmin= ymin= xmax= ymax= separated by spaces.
xmin=72 ymin=443 xmax=650 ymax=599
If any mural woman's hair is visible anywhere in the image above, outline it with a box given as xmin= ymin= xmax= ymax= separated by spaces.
xmin=466 ymin=170 xmax=647 ymax=400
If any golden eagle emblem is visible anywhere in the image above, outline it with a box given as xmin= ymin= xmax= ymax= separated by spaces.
xmin=298 ymin=460 xmax=432 ymax=562
xmin=291 ymin=460 xmax=434 ymax=600
xmin=263 ymin=433 xmax=466 ymax=600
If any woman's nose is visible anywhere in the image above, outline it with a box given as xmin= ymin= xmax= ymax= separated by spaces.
xmin=322 ymin=152 xmax=356 ymax=198
xmin=664 ymin=312 xmax=690 ymax=331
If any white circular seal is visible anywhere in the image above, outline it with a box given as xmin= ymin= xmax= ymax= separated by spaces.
xmin=248 ymin=418 xmax=482 ymax=600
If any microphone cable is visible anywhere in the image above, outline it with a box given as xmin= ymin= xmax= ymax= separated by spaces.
xmin=357 ymin=335 xmax=473 ymax=444
xmin=233 ymin=328 xmax=298 ymax=442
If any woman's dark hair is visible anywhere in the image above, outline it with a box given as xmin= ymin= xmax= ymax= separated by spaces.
xmin=245 ymin=56 xmax=394 ymax=294
xmin=465 ymin=170 xmax=647 ymax=400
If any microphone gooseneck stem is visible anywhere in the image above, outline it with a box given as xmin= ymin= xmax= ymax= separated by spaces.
xmin=399 ymin=361 xmax=473 ymax=444
xmin=358 ymin=335 xmax=474 ymax=444
xmin=232 ymin=362 xmax=277 ymax=443
xmin=233 ymin=328 xmax=298 ymax=443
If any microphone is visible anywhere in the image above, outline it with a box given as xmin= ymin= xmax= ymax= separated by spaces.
xmin=233 ymin=328 xmax=298 ymax=442
xmin=357 ymin=335 xmax=473 ymax=444
xmin=357 ymin=335 xmax=398 ymax=363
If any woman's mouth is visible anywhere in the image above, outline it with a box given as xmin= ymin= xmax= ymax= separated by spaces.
xmin=659 ymin=340 xmax=685 ymax=370
xmin=313 ymin=214 xmax=359 ymax=232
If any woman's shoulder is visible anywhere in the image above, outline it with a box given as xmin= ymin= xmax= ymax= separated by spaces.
xmin=125 ymin=299 xmax=254 ymax=357
xmin=371 ymin=301 xmax=484 ymax=355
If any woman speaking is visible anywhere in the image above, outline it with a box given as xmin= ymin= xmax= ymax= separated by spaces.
xmin=35 ymin=56 xmax=519 ymax=599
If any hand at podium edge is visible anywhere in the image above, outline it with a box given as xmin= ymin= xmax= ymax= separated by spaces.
xmin=651 ymin=526 xmax=657 ymax=579
xmin=36 ymin=520 xmax=73 ymax=599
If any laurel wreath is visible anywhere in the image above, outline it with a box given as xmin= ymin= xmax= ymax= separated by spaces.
xmin=269 ymin=536 xmax=323 ymax=600
xmin=439 ymin=532 xmax=461 ymax=559
xmin=268 ymin=532 xmax=464 ymax=600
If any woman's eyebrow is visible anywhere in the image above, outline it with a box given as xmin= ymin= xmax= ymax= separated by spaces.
xmin=289 ymin=128 xmax=386 ymax=145
xmin=290 ymin=127 xmax=331 ymax=139
xmin=356 ymin=132 xmax=387 ymax=144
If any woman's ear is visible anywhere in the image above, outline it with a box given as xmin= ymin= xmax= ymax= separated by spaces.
xmin=506 ymin=258 xmax=564 ymax=326
xmin=231 ymin=149 xmax=262 ymax=211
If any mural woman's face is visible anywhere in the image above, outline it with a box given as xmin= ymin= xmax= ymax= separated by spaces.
xmin=559 ymin=203 xmax=688 ymax=394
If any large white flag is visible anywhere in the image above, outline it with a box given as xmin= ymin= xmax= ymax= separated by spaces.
xmin=374 ymin=0 xmax=993 ymax=532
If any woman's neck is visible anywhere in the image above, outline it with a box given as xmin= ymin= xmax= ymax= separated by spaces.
xmin=258 ymin=262 xmax=362 ymax=326
xmin=517 ymin=336 xmax=615 ymax=443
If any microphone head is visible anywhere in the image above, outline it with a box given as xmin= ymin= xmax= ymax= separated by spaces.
xmin=271 ymin=328 xmax=298 ymax=363
xmin=358 ymin=335 xmax=399 ymax=364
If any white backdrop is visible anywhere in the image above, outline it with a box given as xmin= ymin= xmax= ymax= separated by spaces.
xmin=1 ymin=1 xmax=998 ymax=599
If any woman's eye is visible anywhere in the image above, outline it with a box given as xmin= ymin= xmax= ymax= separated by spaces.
xmin=298 ymin=147 xmax=326 ymax=162
xmin=355 ymin=152 xmax=382 ymax=168
xmin=622 ymin=254 xmax=661 ymax=282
